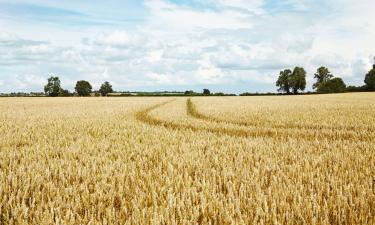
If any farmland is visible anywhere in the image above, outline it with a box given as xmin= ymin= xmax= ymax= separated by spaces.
xmin=0 ymin=93 xmax=374 ymax=224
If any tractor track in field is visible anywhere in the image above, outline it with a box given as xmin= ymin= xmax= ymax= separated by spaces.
xmin=135 ymin=99 xmax=374 ymax=142
xmin=186 ymin=98 xmax=375 ymax=133
xmin=135 ymin=99 xmax=292 ymax=140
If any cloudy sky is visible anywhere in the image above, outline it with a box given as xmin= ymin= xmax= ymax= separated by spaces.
xmin=0 ymin=0 xmax=374 ymax=93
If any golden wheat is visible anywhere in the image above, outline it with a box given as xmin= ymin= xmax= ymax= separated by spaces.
xmin=0 ymin=93 xmax=374 ymax=224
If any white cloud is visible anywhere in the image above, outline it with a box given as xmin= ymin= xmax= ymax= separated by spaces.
xmin=206 ymin=0 xmax=264 ymax=14
xmin=0 ymin=74 xmax=46 ymax=92
xmin=92 ymin=31 xmax=149 ymax=48
xmin=0 ymin=0 xmax=374 ymax=93
xmin=144 ymin=0 xmax=254 ymax=31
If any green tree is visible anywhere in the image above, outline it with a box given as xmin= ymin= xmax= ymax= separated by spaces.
xmin=184 ymin=90 xmax=194 ymax=95
xmin=317 ymin=78 xmax=346 ymax=93
xmin=290 ymin=67 xmax=306 ymax=94
xmin=346 ymin=85 xmax=367 ymax=92
xmin=58 ymin=88 xmax=71 ymax=97
xmin=276 ymin=69 xmax=292 ymax=94
xmin=313 ymin=66 xmax=333 ymax=89
xmin=203 ymin=89 xmax=210 ymax=95
xmin=214 ymin=92 xmax=225 ymax=96
xmin=364 ymin=64 xmax=375 ymax=91
xmin=99 ymin=81 xmax=113 ymax=96
xmin=44 ymin=76 xmax=61 ymax=97
xmin=75 ymin=80 xmax=92 ymax=96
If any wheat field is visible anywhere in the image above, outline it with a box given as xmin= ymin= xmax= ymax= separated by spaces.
xmin=0 ymin=93 xmax=374 ymax=224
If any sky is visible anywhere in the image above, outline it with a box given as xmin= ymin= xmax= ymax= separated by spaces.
xmin=0 ymin=0 xmax=374 ymax=93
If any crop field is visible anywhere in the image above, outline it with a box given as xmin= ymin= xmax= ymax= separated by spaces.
xmin=0 ymin=93 xmax=374 ymax=224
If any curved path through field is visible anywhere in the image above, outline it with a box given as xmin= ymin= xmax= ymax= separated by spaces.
xmin=135 ymin=98 xmax=374 ymax=142
xmin=187 ymin=98 xmax=374 ymax=133
xmin=135 ymin=99 xmax=290 ymax=140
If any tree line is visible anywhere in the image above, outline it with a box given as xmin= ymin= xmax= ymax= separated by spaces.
xmin=43 ymin=78 xmax=226 ymax=97
xmin=44 ymin=78 xmax=114 ymax=97
xmin=43 ymin=78 xmax=223 ymax=97
xmin=9 ymin=62 xmax=375 ymax=97
xmin=275 ymin=63 xmax=375 ymax=94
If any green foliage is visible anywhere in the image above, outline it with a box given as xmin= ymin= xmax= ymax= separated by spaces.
xmin=282 ymin=67 xmax=306 ymax=94
xmin=75 ymin=80 xmax=92 ymax=96
xmin=364 ymin=65 xmax=375 ymax=91
xmin=99 ymin=81 xmax=113 ymax=96
xmin=290 ymin=67 xmax=307 ymax=94
xmin=276 ymin=69 xmax=292 ymax=94
xmin=58 ymin=89 xmax=71 ymax=97
xmin=0 ymin=92 xmax=45 ymax=97
xmin=313 ymin=67 xmax=333 ymax=89
xmin=203 ymin=89 xmax=211 ymax=95
xmin=276 ymin=67 xmax=306 ymax=94
xmin=183 ymin=90 xmax=234 ymax=96
xmin=346 ymin=85 xmax=368 ymax=92
xmin=317 ymin=78 xmax=346 ymax=93
xmin=312 ymin=66 xmax=347 ymax=93
xmin=44 ymin=76 xmax=61 ymax=97
xmin=184 ymin=90 xmax=195 ymax=95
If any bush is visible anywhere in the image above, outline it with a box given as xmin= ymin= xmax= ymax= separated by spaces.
xmin=58 ymin=89 xmax=71 ymax=97
xmin=184 ymin=90 xmax=195 ymax=95
xmin=317 ymin=78 xmax=346 ymax=93
xmin=346 ymin=85 xmax=368 ymax=93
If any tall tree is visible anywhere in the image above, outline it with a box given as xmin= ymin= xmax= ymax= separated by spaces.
xmin=364 ymin=63 xmax=375 ymax=91
xmin=75 ymin=80 xmax=92 ymax=96
xmin=313 ymin=66 xmax=333 ymax=89
xmin=99 ymin=81 xmax=113 ymax=96
xmin=290 ymin=67 xmax=306 ymax=94
xmin=203 ymin=89 xmax=210 ymax=95
xmin=276 ymin=69 xmax=292 ymax=94
xmin=44 ymin=76 xmax=61 ymax=97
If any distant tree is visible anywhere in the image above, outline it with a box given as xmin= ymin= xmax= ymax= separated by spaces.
xmin=276 ymin=69 xmax=292 ymax=94
xmin=58 ymin=88 xmax=71 ymax=97
xmin=203 ymin=89 xmax=211 ymax=95
xmin=364 ymin=64 xmax=375 ymax=91
xmin=313 ymin=66 xmax=333 ymax=89
xmin=317 ymin=78 xmax=346 ymax=93
xmin=184 ymin=90 xmax=194 ymax=95
xmin=44 ymin=76 xmax=61 ymax=97
xmin=99 ymin=81 xmax=113 ymax=96
xmin=290 ymin=67 xmax=306 ymax=94
xmin=75 ymin=80 xmax=92 ymax=96
xmin=346 ymin=85 xmax=367 ymax=92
